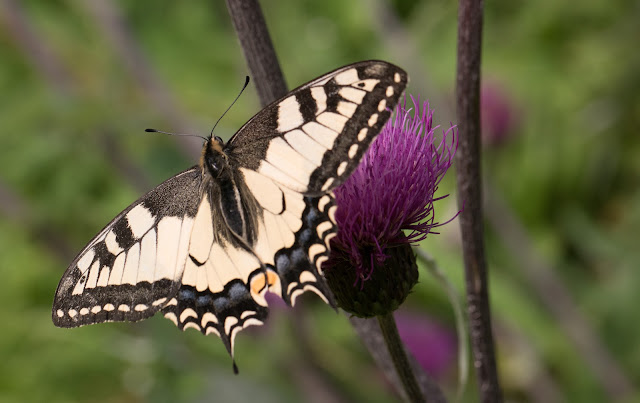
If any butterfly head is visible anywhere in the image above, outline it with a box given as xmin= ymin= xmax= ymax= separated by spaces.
xmin=202 ymin=135 xmax=229 ymax=178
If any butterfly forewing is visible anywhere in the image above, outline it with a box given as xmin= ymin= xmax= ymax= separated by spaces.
xmin=227 ymin=60 xmax=408 ymax=195
xmin=53 ymin=60 xmax=408 ymax=364
xmin=53 ymin=167 xmax=202 ymax=326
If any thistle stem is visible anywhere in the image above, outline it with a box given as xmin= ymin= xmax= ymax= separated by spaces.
xmin=455 ymin=0 xmax=503 ymax=401
xmin=225 ymin=0 xmax=287 ymax=105
xmin=377 ymin=312 xmax=427 ymax=403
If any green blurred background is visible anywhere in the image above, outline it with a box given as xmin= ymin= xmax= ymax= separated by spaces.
xmin=1 ymin=1 xmax=638 ymax=402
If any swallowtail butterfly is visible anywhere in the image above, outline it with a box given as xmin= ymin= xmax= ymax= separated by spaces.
xmin=53 ymin=60 xmax=408 ymax=367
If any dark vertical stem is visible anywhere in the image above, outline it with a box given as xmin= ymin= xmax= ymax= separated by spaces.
xmin=350 ymin=317 xmax=447 ymax=403
xmin=225 ymin=0 xmax=287 ymax=105
xmin=455 ymin=0 xmax=503 ymax=402
xmin=377 ymin=313 xmax=426 ymax=403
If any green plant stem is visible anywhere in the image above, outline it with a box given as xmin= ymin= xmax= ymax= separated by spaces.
xmin=377 ymin=312 xmax=427 ymax=403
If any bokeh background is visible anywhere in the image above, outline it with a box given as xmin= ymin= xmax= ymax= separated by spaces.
xmin=1 ymin=1 xmax=638 ymax=402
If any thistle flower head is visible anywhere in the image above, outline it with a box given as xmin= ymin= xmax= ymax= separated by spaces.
xmin=329 ymin=96 xmax=457 ymax=281
xmin=323 ymin=96 xmax=458 ymax=317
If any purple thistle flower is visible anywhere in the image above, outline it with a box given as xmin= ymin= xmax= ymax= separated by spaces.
xmin=327 ymin=96 xmax=458 ymax=285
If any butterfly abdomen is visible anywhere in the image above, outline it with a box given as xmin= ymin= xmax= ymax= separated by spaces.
xmin=216 ymin=175 xmax=247 ymax=239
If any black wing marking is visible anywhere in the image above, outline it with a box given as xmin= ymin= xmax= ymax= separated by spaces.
xmin=52 ymin=167 xmax=202 ymax=327
xmin=225 ymin=60 xmax=408 ymax=195
xmin=161 ymin=277 xmax=268 ymax=360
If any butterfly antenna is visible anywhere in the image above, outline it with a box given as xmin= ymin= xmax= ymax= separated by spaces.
xmin=144 ymin=128 xmax=207 ymax=141
xmin=210 ymin=76 xmax=250 ymax=139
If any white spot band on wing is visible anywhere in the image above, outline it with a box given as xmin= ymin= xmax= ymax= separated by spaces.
xmin=337 ymin=161 xmax=348 ymax=176
xmin=348 ymin=143 xmax=358 ymax=159
xmin=256 ymin=160 xmax=307 ymax=193
xmin=137 ymin=229 xmax=157 ymax=283
xmin=108 ymin=253 xmax=126 ymax=286
xmin=96 ymin=266 xmax=110 ymax=287
xmin=154 ymin=217 xmax=183 ymax=281
xmin=339 ymin=87 xmax=366 ymax=104
xmin=126 ymin=204 xmax=155 ymax=239
xmin=189 ymin=198 xmax=215 ymax=264
xmin=353 ymin=79 xmax=379 ymax=92
xmin=318 ymin=195 xmax=332 ymax=212
xmin=357 ymin=128 xmax=368 ymax=141
xmin=77 ymin=249 xmax=95 ymax=272
xmin=121 ymin=243 xmax=140 ymax=285
xmin=240 ymin=168 xmax=284 ymax=214
xmin=299 ymin=271 xmax=317 ymax=284
xmin=368 ymin=113 xmax=379 ymax=127
xmin=336 ymin=101 xmax=357 ymax=118
xmin=85 ymin=260 xmax=100 ymax=289
xmin=284 ymin=129 xmax=327 ymax=166
xmin=105 ymin=230 xmax=123 ymax=255
xmin=277 ymin=96 xmax=304 ymax=132
xmin=205 ymin=241 xmax=239 ymax=293
xmin=265 ymin=137 xmax=316 ymax=187
xmin=334 ymin=69 xmax=359 ymax=85
xmin=310 ymin=86 xmax=327 ymax=114
xmin=302 ymin=122 xmax=338 ymax=149
xmin=317 ymin=112 xmax=348 ymax=133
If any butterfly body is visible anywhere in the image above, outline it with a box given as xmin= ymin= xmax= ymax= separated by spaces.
xmin=53 ymin=60 xmax=408 ymax=360
xmin=202 ymin=136 xmax=253 ymax=240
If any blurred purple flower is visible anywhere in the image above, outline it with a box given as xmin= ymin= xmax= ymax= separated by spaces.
xmin=327 ymin=96 xmax=458 ymax=284
xmin=395 ymin=310 xmax=457 ymax=378
xmin=481 ymin=82 xmax=519 ymax=146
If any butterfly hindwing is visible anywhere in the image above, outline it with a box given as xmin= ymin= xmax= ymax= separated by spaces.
xmin=268 ymin=193 xmax=337 ymax=306
xmin=226 ymin=60 xmax=408 ymax=195
xmin=242 ymin=167 xmax=338 ymax=306
xmin=160 ymin=190 xmax=271 ymax=355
